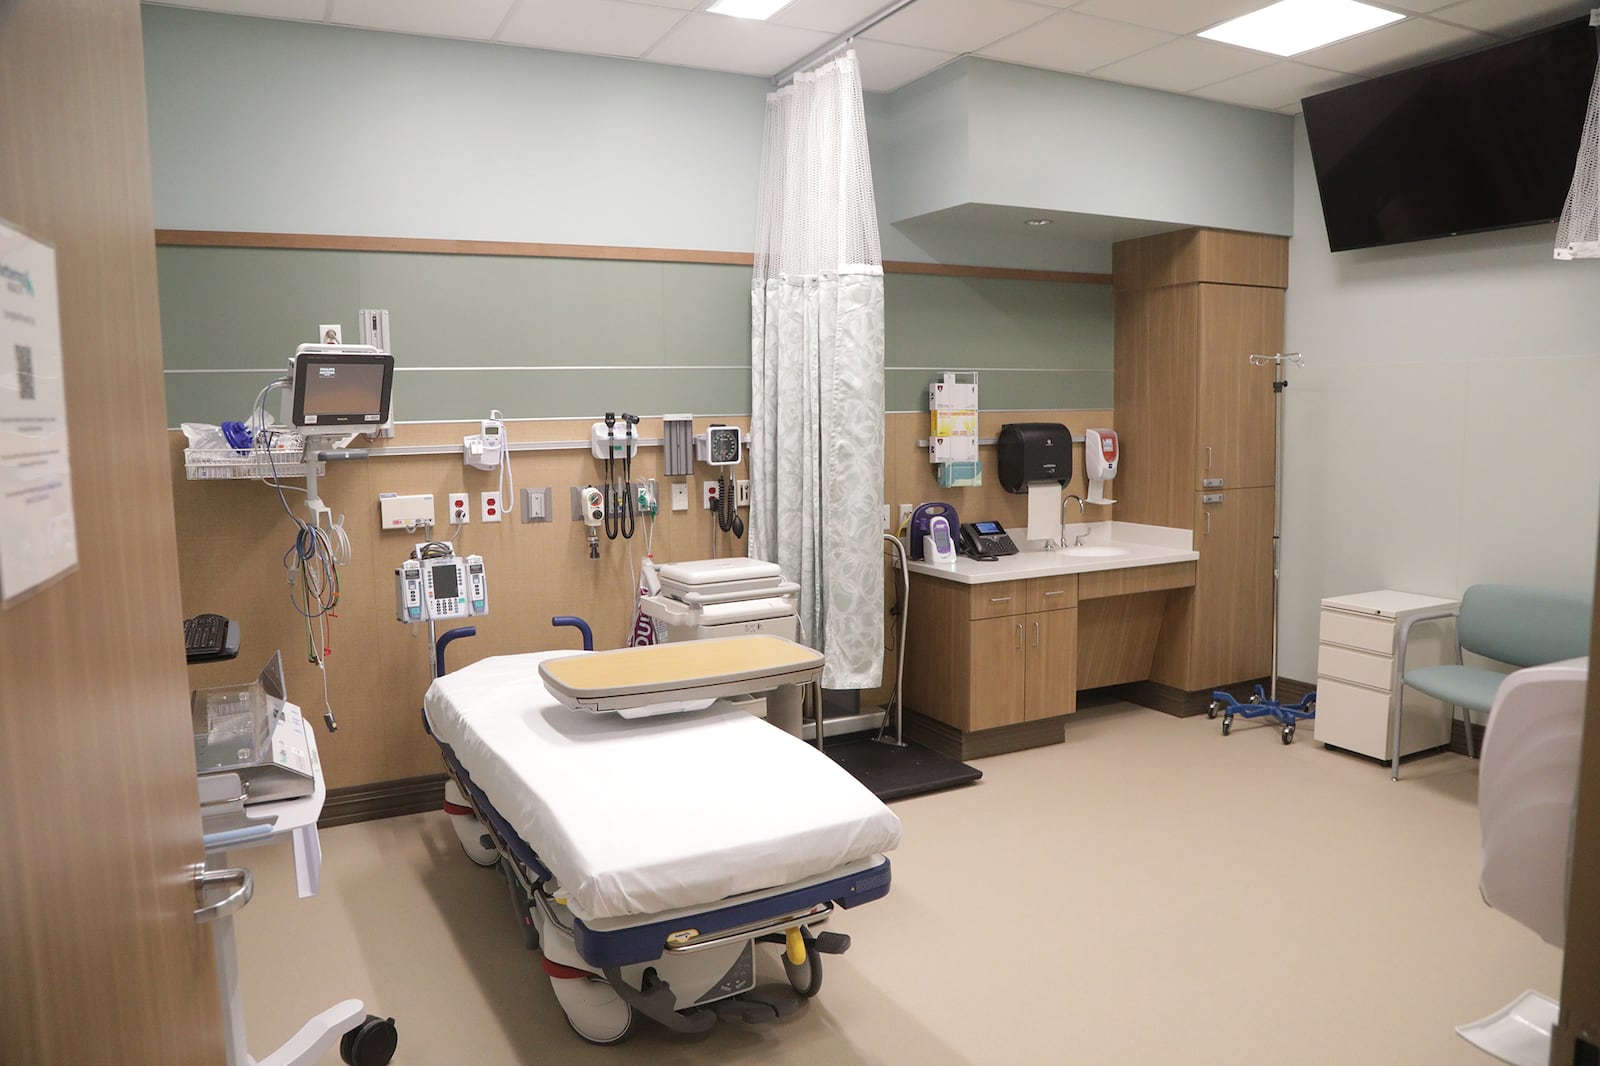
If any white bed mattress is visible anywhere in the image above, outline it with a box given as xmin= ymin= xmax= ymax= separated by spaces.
xmin=424 ymin=651 xmax=902 ymax=921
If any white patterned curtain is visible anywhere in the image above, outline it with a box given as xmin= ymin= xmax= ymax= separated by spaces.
xmin=749 ymin=50 xmax=885 ymax=689
xmin=1556 ymin=49 xmax=1600 ymax=259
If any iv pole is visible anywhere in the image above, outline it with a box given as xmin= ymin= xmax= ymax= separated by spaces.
xmin=1249 ymin=351 xmax=1305 ymax=704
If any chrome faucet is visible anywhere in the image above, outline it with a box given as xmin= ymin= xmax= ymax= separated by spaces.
xmin=1062 ymin=493 xmax=1088 ymax=547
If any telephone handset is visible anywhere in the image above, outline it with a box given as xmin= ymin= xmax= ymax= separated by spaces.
xmin=958 ymin=520 xmax=1019 ymax=560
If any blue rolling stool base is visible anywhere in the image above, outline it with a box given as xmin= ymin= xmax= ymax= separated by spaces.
xmin=1207 ymin=684 xmax=1317 ymax=745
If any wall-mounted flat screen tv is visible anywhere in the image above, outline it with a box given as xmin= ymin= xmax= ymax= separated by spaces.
xmin=1302 ymin=17 xmax=1597 ymax=253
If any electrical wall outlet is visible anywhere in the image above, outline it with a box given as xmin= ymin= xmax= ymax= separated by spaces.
xmin=480 ymin=491 xmax=503 ymax=523
xmin=448 ymin=492 xmax=470 ymax=525
xmin=703 ymin=481 xmax=719 ymax=509
xmin=671 ymin=482 xmax=689 ymax=512
xmin=318 ymin=323 xmax=342 ymax=345
xmin=881 ymin=504 xmax=891 ymax=532
xmin=521 ymin=486 xmax=551 ymax=523
xmin=734 ymin=479 xmax=751 ymax=508
xmin=899 ymin=504 xmax=914 ymax=528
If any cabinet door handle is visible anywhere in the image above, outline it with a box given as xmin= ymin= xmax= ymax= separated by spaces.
xmin=1206 ymin=446 xmax=1213 ymax=470
xmin=990 ymin=596 xmax=1011 ymax=604
xmin=1205 ymin=511 xmax=1212 ymax=536
xmin=1042 ymin=590 xmax=1064 ymax=597
xmin=1015 ymin=623 xmax=1023 ymax=650
xmin=1032 ymin=621 xmax=1040 ymax=648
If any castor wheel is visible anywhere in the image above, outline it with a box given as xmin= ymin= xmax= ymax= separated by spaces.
xmin=1282 ymin=724 xmax=1295 ymax=745
xmin=1221 ymin=715 xmax=1233 ymax=737
xmin=783 ymin=942 xmax=824 ymax=999
xmin=1206 ymin=701 xmax=1220 ymax=720
xmin=1249 ymin=693 xmax=1263 ymax=705
xmin=340 ymin=1015 xmax=397 ymax=1066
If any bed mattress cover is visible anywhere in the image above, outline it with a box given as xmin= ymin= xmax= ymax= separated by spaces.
xmin=424 ymin=651 xmax=902 ymax=921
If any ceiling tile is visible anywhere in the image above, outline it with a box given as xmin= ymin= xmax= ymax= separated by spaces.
xmin=771 ymin=0 xmax=891 ymax=34
xmin=1377 ymin=0 xmax=1459 ymax=11
xmin=1090 ymin=36 xmax=1277 ymax=92
xmin=622 ymin=0 xmax=702 ymax=9
xmin=498 ymin=0 xmax=686 ymax=57
xmin=978 ymin=11 xmax=1174 ymax=75
xmin=330 ymin=0 xmax=515 ymax=39
xmin=1298 ymin=17 xmax=1491 ymax=75
xmin=146 ymin=0 xmax=328 ymax=20
xmin=1191 ymin=60 xmax=1365 ymax=112
xmin=1431 ymin=0 xmax=1591 ymax=36
xmin=850 ymin=38 xmax=958 ymax=92
xmin=1069 ymin=0 xmax=1266 ymax=35
xmin=860 ymin=0 xmax=1054 ymax=53
xmin=644 ymin=12 xmax=833 ymax=76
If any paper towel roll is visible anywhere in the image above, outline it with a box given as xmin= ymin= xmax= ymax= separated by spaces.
xmin=1026 ymin=482 xmax=1062 ymax=542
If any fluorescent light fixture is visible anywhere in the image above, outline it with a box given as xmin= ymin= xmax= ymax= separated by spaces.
xmin=707 ymin=0 xmax=793 ymax=19
xmin=1199 ymin=0 xmax=1404 ymax=57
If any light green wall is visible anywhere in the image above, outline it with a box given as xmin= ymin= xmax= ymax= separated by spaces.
xmin=157 ymin=246 xmax=1113 ymax=425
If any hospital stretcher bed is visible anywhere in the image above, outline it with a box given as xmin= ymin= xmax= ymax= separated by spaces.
xmin=422 ymin=632 xmax=901 ymax=1044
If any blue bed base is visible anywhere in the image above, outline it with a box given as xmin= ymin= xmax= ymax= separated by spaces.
xmin=423 ymin=622 xmax=891 ymax=971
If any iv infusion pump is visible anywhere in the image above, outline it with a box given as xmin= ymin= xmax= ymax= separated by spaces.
xmin=396 ymin=551 xmax=487 ymax=623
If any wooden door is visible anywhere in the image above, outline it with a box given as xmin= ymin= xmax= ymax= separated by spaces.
xmin=0 ymin=3 xmax=226 ymax=1063
xmin=1111 ymin=285 xmax=1199 ymax=529
xmin=967 ymin=615 xmax=1026 ymax=731
xmin=1024 ymin=608 xmax=1078 ymax=720
xmin=1186 ymin=487 xmax=1275 ymax=689
xmin=1195 ymin=284 xmax=1282 ymax=491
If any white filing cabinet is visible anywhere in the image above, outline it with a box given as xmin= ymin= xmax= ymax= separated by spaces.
xmin=1313 ymin=590 xmax=1459 ymax=761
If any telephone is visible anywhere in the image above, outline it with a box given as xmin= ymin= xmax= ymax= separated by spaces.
xmin=958 ymin=520 xmax=1019 ymax=560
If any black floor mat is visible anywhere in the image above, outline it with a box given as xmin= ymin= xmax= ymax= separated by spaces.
xmin=823 ymin=737 xmax=982 ymax=801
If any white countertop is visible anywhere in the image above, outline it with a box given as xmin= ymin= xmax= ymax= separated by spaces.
xmin=904 ymin=522 xmax=1199 ymax=586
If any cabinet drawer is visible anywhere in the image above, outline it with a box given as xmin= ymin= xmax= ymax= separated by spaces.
xmin=1026 ymin=575 xmax=1077 ymax=613
xmin=1311 ymin=676 xmax=1392 ymax=757
xmin=1316 ymin=642 xmax=1393 ymax=691
xmin=968 ymin=580 xmax=1028 ymax=619
xmin=1319 ymin=609 xmax=1394 ymax=655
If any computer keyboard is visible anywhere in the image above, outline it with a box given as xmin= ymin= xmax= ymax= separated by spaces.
xmin=184 ymin=613 xmax=239 ymax=663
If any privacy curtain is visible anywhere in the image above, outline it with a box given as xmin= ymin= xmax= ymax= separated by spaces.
xmin=748 ymin=50 xmax=885 ymax=689
xmin=1556 ymin=48 xmax=1600 ymax=259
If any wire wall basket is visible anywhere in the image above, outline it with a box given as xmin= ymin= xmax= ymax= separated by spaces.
xmin=184 ymin=436 xmax=325 ymax=481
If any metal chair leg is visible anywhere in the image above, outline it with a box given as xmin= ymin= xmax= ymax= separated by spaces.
xmin=1461 ymin=705 xmax=1476 ymax=759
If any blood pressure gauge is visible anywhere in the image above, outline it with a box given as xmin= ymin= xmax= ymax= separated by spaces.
xmin=696 ymin=425 xmax=743 ymax=466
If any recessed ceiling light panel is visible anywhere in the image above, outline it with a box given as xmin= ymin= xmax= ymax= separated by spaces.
xmin=707 ymin=0 xmax=793 ymax=20
xmin=1198 ymin=0 xmax=1404 ymax=58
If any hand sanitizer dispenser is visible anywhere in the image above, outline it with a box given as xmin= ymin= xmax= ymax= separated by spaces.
xmin=1084 ymin=428 xmax=1118 ymax=504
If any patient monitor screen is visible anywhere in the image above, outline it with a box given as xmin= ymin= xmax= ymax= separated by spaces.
xmin=292 ymin=354 xmax=394 ymax=427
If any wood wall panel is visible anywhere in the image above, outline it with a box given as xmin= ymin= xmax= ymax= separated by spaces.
xmin=0 ymin=1 xmax=225 ymax=1062
xmin=1077 ymin=593 xmax=1170 ymax=689
xmin=173 ymin=415 xmax=749 ymax=789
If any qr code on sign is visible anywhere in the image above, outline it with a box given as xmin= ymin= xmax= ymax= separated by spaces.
xmin=15 ymin=345 xmax=34 ymax=400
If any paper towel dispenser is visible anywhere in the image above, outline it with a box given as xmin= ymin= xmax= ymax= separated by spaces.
xmin=997 ymin=423 xmax=1072 ymax=494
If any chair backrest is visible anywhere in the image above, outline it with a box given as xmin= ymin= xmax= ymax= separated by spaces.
xmin=1458 ymin=583 xmax=1593 ymax=668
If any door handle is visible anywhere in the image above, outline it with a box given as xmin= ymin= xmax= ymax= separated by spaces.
xmin=1015 ymin=623 xmax=1023 ymax=650
xmin=990 ymin=596 xmax=1011 ymax=604
xmin=1205 ymin=511 xmax=1211 ymax=536
xmin=193 ymin=863 xmax=254 ymax=924
xmin=1032 ymin=621 xmax=1040 ymax=648
xmin=1205 ymin=446 xmax=1212 ymax=470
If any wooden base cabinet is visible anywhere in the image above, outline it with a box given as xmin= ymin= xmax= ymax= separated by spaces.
xmin=903 ymin=574 xmax=1078 ymax=741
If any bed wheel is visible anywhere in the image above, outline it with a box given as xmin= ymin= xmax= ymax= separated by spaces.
xmin=339 ymin=1015 xmax=397 ymax=1066
xmin=551 ymin=975 xmax=638 ymax=1045
xmin=783 ymin=949 xmax=823 ymax=999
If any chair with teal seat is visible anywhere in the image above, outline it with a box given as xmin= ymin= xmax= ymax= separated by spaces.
xmin=1390 ymin=584 xmax=1592 ymax=780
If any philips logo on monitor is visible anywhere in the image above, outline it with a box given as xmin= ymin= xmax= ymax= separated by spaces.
xmin=0 ymin=263 xmax=33 ymax=297
xmin=319 ymin=367 xmax=336 ymax=378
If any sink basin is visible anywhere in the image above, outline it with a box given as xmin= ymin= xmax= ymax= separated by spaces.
xmin=1058 ymin=545 xmax=1130 ymax=558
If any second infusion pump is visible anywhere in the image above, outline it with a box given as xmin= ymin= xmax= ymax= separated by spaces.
xmin=396 ymin=553 xmax=487 ymax=623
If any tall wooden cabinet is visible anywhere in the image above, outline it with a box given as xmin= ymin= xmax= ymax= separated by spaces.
xmin=1112 ymin=228 xmax=1288 ymax=700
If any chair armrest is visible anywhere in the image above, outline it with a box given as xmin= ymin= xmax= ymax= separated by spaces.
xmin=1396 ymin=606 xmax=1461 ymax=684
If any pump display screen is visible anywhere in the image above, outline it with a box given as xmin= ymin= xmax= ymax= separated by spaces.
xmin=974 ymin=521 xmax=1003 ymax=535
xmin=430 ymin=562 xmax=459 ymax=599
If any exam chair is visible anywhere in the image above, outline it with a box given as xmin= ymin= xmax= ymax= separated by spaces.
xmin=1454 ymin=657 xmax=1587 ymax=1065
xmin=1391 ymin=584 xmax=1591 ymax=780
